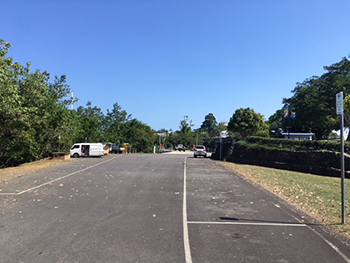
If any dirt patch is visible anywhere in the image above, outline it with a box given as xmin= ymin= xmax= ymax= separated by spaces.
xmin=0 ymin=158 xmax=73 ymax=183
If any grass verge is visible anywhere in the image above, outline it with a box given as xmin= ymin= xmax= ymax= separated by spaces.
xmin=221 ymin=161 xmax=350 ymax=238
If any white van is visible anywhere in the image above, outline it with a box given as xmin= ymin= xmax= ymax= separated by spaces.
xmin=70 ymin=143 xmax=104 ymax=158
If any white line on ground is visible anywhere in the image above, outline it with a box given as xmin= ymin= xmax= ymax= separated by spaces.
xmin=188 ymin=221 xmax=307 ymax=227
xmin=0 ymin=156 xmax=120 ymax=196
xmin=288 ymin=213 xmax=350 ymax=263
xmin=307 ymin=226 xmax=350 ymax=263
xmin=183 ymin=157 xmax=192 ymax=263
xmin=180 ymin=157 xmax=350 ymax=263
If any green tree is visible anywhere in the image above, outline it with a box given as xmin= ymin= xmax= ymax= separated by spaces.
xmin=283 ymin=77 xmax=337 ymax=139
xmin=122 ymin=119 xmax=156 ymax=152
xmin=193 ymin=128 xmax=204 ymax=146
xmin=200 ymin=113 xmax=219 ymax=138
xmin=75 ymin=102 xmax=105 ymax=143
xmin=156 ymin=129 xmax=171 ymax=148
xmin=283 ymin=56 xmax=350 ymax=140
xmin=344 ymin=95 xmax=350 ymax=125
xmin=179 ymin=116 xmax=193 ymax=135
xmin=166 ymin=130 xmax=181 ymax=148
xmin=268 ymin=108 xmax=285 ymax=137
xmin=0 ymin=40 xmax=73 ymax=166
xmin=103 ymin=102 xmax=131 ymax=143
xmin=178 ymin=116 xmax=195 ymax=147
xmin=0 ymin=41 xmax=25 ymax=166
xmin=228 ymin=108 xmax=265 ymax=140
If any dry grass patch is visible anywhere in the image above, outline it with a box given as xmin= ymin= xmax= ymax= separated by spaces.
xmin=0 ymin=158 xmax=71 ymax=183
xmin=221 ymin=162 xmax=350 ymax=237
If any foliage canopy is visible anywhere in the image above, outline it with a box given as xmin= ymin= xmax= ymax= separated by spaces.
xmin=282 ymin=56 xmax=350 ymax=139
xmin=228 ymin=108 xmax=266 ymax=140
xmin=0 ymin=40 xmax=158 ymax=167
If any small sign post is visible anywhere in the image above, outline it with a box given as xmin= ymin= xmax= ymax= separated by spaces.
xmin=337 ymin=92 xmax=344 ymax=115
xmin=336 ymin=92 xmax=345 ymax=224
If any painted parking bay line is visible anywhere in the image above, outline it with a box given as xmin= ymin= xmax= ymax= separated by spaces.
xmin=188 ymin=221 xmax=307 ymax=227
xmin=0 ymin=156 xmax=120 ymax=196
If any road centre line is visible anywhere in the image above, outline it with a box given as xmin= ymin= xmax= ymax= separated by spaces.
xmin=188 ymin=221 xmax=307 ymax=227
xmin=0 ymin=156 xmax=120 ymax=196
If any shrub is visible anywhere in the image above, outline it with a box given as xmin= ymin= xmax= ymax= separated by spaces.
xmin=245 ymin=136 xmax=349 ymax=153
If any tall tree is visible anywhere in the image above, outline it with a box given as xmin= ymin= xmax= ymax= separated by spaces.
xmin=179 ymin=116 xmax=195 ymax=146
xmin=200 ymin=113 xmax=219 ymax=137
xmin=0 ymin=40 xmax=73 ymax=166
xmin=0 ymin=40 xmax=24 ymax=166
xmin=268 ymin=108 xmax=284 ymax=137
xmin=75 ymin=102 xmax=104 ymax=143
xmin=103 ymin=102 xmax=131 ymax=143
xmin=228 ymin=108 xmax=265 ymax=140
xmin=122 ymin=119 xmax=156 ymax=152
xmin=283 ymin=56 xmax=350 ymax=139
xmin=179 ymin=116 xmax=193 ymax=135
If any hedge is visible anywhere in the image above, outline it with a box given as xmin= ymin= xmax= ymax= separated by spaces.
xmin=245 ymin=136 xmax=349 ymax=154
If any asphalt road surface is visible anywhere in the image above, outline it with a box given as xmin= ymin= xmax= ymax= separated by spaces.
xmin=1 ymin=153 xmax=350 ymax=263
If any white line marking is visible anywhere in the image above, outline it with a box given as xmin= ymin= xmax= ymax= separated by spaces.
xmin=188 ymin=221 xmax=306 ymax=227
xmin=288 ymin=214 xmax=350 ymax=263
xmin=188 ymin=221 xmax=350 ymax=262
xmin=0 ymin=156 xmax=119 ymax=196
xmin=0 ymin=192 xmax=20 ymax=196
xmin=307 ymin=226 xmax=350 ymax=263
xmin=183 ymin=157 xmax=192 ymax=263
xmin=181 ymin=158 xmax=349 ymax=263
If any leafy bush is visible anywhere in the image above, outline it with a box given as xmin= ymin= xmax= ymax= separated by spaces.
xmin=244 ymin=136 xmax=349 ymax=153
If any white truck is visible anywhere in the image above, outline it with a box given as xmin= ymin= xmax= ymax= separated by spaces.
xmin=70 ymin=143 xmax=104 ymax=158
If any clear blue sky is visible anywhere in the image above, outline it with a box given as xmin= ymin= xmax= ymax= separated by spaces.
xmin=2 ymin=0 xmax=350 ymax=131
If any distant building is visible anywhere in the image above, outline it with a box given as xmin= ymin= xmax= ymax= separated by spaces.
xmin=281 ymin=133 xmax=315 ymax=140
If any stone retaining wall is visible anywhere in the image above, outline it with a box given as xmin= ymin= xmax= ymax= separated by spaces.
xmin=212 ymin=142 xmax=350 ymax=178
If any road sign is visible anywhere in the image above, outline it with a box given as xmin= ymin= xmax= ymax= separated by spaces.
xmin=336 ymin=92 xmax=343 ymax=115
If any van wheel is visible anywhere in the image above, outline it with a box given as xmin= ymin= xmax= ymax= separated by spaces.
xmin=73 ymin=153 xmax=79 ymax=158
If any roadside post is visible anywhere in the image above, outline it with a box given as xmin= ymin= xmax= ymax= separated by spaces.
xmin=336 ymin=92 xmax=345 ymax=224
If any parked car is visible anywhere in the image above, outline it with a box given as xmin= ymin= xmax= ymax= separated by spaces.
xmin=175 ymin=144 xmax=187 ymax=152
xmin=194 ymin=145 xmax=207 ymax=158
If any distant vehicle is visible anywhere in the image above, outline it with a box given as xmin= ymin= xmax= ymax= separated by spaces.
xmin=122 ymin=143 xmax=131 ymax=154
xmin=175 ymin=144 xmax=187 ymax=152
xmin=102 ymin=143 xmax=113 ymax=154
xmin=111 ymin=143 xmax=131 ymax=154
xmin=70 ymin=143 xmax=104 ymax=158
xmin=111 ymin=145 xmax=123 ymax=154
xmin=193 ymin=145 xmax=207 ymax=158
